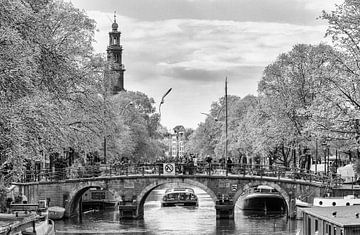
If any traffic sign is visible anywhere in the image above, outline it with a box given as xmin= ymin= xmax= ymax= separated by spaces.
xmin=163 ymin=163 xmax=175 ymax=175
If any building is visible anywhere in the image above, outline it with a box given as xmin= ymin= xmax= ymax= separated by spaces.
xmin=302 ymin=205 xmax=360 ymax=235
xmin=106 ymin=14 xmax=125 ymax=94
xmin=168 ymin=130 xmax=185 ymax=159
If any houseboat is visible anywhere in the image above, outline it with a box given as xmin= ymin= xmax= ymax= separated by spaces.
xmin=313 ymin=195 xmax=360 ymax=207
xmin=301 ymin=205 xmax=360 ymax=235
xmin=241 ymin=185 xmax=286 ymax=216
xmin=82 ymin=188 xmax=119 ymax=211
xmin=161 ymin=188 xmax=198 ymax=207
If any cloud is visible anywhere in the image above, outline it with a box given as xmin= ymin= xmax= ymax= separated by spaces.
xmin=301 ymin=0 xmax=343 ymax=12
xmin=83 ymin=9 xmax=331 ymax=128
xmin=71 ymin=0 xmax=340 ymax=25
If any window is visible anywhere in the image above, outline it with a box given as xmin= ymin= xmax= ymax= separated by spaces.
xmin=326 ymin=223 xmax=329 ymax=235
xmin=315 ymin=219 xmax=318 ymax=231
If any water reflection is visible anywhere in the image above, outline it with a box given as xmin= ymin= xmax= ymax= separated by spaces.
xmin=55 ymin=187 xmax=301 ymax=235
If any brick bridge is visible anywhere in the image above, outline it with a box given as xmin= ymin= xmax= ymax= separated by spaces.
xmin=15 ymin=173 xmax=333 ymax=220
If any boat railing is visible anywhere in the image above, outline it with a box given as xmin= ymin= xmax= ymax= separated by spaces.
xmin=0 ymin=214 xmax=46 ymax=235
xmin=9 ymin=203 xmax=39 ymax=215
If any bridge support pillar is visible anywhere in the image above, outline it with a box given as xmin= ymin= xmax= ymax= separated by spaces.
xmin=118 ymin=202 xmax=140 ymax=220
xmin=288 ymin=198 xmax=297 ymax=219
xmin=215 ymin=203 xmax=234 ymax=220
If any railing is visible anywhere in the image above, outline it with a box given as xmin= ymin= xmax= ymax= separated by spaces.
xmin=13 ymin=163 xmax=343 ymax=186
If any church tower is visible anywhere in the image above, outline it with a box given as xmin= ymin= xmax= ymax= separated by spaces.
xmin=106 ymin=13 xmax=125 ymax=94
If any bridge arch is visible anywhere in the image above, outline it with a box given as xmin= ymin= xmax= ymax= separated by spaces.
xmin=66 ymin=182 xmax=120 ymax=217
xmin=232 ymin=181 xmax=290 ymax=214
xmin=136 ymin=178 xmax=218 ymax=217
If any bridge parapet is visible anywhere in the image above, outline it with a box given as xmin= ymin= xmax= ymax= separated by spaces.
xmin=14 ymin=173 xmax=329 ymax=220
xmin=17 ymin=163 xmax=340 ymax=187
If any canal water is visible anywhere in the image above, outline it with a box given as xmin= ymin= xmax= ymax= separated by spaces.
xmin=55 ymin=187 xmax=302 ymax=234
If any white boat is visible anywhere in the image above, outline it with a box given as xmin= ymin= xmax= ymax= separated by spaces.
xmin=313 ymin=194 xmax=360 ymax=207
xmin=161 ymin=188 xmax=198 ymax=207
xmin=48 ymin=206 xmax=65 ymax=220
xmin=0 ymin=213 xmax=55 ymax=235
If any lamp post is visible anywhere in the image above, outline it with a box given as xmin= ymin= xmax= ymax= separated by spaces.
xmin=200 ymin=78 xmax=228 ymax=175
xmin=159 ymin=88 xmax=172 ymax=118
xmin=225 ymin=77 xmax=228 ymax=176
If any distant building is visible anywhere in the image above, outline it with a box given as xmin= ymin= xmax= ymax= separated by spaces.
xmin=168 ymin=130 xmax=185 ymax=158
xmin=106 ymin=14 xmax=125 ymax=94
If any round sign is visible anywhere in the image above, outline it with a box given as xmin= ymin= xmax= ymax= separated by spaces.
xmin=165 ymin=163 xmax=174 ymax=173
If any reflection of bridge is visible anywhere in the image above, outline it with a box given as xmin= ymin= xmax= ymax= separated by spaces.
xmin=13 ymin=163 xmax=355 ymax=220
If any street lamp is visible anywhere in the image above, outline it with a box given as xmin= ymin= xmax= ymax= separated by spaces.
xmin=159 ymin=88 xmax=172 ymax=117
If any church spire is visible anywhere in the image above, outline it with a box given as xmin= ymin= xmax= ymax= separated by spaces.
xmin=107 ymin=11 xmax=125 ymax=94
xmin=112 ymin=11 xmax=119 ymax=31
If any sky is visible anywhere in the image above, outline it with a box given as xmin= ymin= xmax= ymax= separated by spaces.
xmin=68 ymin=0 xmax=342 ymax=130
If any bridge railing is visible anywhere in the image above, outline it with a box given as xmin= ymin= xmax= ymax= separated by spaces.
xmin=17 ymin=163 xmax=341 ymax=185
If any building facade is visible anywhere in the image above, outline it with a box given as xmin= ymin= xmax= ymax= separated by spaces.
xmin=169 ymin=131 xmax=185 ymax=158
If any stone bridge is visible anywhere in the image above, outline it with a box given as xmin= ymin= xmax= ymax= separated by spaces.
xmin=15 ymin=174 xmax=331 ymax=220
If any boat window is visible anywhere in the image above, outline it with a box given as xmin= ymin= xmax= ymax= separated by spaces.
xmin=315 ymin=219 xmax=318 ymax=231
xmin=326 ymin=223 xmax=328 ymax=234
xmin=346 ymin=202 xmax=350 ymax=206
xmin=92 ymin=191 xmax=106 ymax=200
xmin=319 ymin=201 xmax=323 ymax=205
xmin=332 ymin=202 xmax=336 ymax=206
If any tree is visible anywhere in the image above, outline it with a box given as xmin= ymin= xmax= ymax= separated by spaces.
xmin=104 ymin=91 xmax=165 ymax=163
xmin=0 ymin=0 xmax=102 ymax=182
xmin=257 ymin=44 xmax=333 ymax=168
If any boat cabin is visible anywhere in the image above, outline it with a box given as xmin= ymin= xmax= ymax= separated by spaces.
xmin=162 ymin=188 xmax=198 ymax=207
xmin=302 ymin=205 xmax=360 ymax=235
xmin=253 ymin=185 xmax=278 ymax=193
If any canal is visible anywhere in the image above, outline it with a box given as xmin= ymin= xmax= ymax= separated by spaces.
xmin=55 ymin=187 xmax=302 ymax=234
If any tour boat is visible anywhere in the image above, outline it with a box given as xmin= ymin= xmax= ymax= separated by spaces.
xmin=161 ymin=188 xmax=198 ymax=207
xmin=48 ymin=206 xmax=65 ymax=220
xmin=0 ymin=213 xmax=55 ymax=235
xmin=313 ymin=194 xmax=360 ymax=207
xmin=241 ymin=185 xmax=286 ymax=215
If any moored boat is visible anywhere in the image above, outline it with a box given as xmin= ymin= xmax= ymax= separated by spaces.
xmin=82 ymin=188 xmax=119 ymax=211
xmin=241 ymin=185 xmax=286 ymax=215
xmin=48 ymin=206 xmax=65 ymax=220
xmin=161 ymin=188 xmax=198 ymax=207
xmin=313 ymin=194 xmax=360 ymax=207
xmin=0 ymin=213 xmax=54 ymax=235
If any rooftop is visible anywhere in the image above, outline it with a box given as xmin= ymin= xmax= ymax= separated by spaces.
xmin=303 ymin=205 xmax=360 ymax=227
